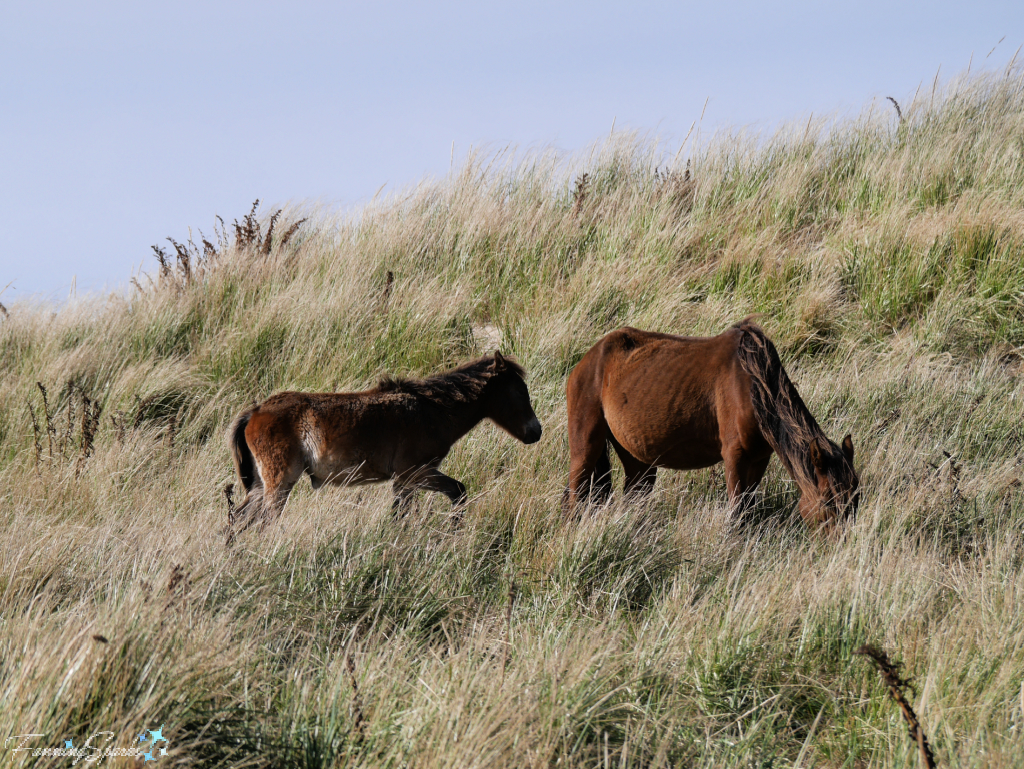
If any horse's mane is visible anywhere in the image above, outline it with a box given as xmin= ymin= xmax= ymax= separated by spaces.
xmin=376 ymin=355 xmax=525 ymax=408
xmin=733 ymin=319 xmax=833 ymax=491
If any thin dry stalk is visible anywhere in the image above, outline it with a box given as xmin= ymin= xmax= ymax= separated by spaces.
xmin=279 ymin=218 xmax=307 ymax=248
xmin=61 ymin=381 xmax=77 ymax=457
xmin=261 ymin=210 xmax=282 ymax=256
xmin=345 ymin=654 xmax=366 ymax=742
xmin=151 ymin=245 xmax=171 ymax=280
xmin=201 ymin=236 xmax=217 ymax=261
xmin=110 ymin=410 xmax=127 ymax=443
xmin=167 ymin=238 xmax=192 ymax=285
xmin=224 ymin=483 xmax=236 ymax=525
xmin=165 ymin=413 xmax=177 ymax=454
xmin=36 ymin=382 xmax=54 ymax=460
xmin=76 ymin=390 xmax=102 ymax=477
xmin=380 ymin=270 xmax=395 ymax=310
xmin=887 ymin=96 xmax=904 ymax=123
xmin=855 ymin=645 xmax=937 ymax=768
xmin=572 ymin=173 xmax=590 ymax=217
xmin=27 ymin=403 xmax=42 ymax=474
xmin=165 ymin=564 xmax=191 ymax=608
xmin=502 ymin=578 xmax=517 ymax=681
xmin=234 ymin=200 xmax=262 ymax=250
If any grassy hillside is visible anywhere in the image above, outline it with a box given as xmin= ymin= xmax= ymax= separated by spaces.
xmin=2 ymin=68 xmax=1024 ymax=767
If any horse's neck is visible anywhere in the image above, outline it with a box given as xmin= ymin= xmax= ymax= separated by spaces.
xmin=775 ymin=423 xmax=826 ymax=495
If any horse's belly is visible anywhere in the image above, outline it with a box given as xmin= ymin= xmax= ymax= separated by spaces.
xmin=603 ymin=382 xmax=723 ymax=470
xmin=608 ymin=411 xmax=722 ymax=469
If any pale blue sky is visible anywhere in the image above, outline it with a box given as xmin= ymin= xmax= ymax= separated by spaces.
xmin=2 ymin=1 xmax=1021 ymax=301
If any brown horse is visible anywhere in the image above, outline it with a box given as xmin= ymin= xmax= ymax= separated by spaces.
xmin=565 ymin=319 xmax=859 ymax=526
xmin=226 ymin=352 xmax=542 ymax=544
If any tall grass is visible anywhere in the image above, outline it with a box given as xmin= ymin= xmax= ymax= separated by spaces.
xmin=2 ymin=68 xmax=1024 ymax=766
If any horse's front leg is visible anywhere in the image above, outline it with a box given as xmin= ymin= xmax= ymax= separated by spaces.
xmin=565 ymin=399 xmax=612 ymax=515
xmin=724 ymin=452 xmax=771 ymax=525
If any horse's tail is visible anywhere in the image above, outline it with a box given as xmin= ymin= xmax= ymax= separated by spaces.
xmin=733 ymin=318 xmax=817 ymax=488
xmin=228 ymin=409 xmax=258 ymax=492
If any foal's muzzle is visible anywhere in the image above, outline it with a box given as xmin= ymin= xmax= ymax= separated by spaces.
xmin=522 ymin=418 xmax=543 ymax=444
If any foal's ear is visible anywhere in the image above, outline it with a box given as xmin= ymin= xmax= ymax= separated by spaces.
xmin=492 ymin=350 xmax=507 ymax=372
xmin=842 ymin=434 xmax=855 ymax=463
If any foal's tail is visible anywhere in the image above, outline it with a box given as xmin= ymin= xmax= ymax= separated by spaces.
xmin=228 ymin=409 xmax=258 ymax=492
xmin=733 ymin=318 xmax=819 ymax=488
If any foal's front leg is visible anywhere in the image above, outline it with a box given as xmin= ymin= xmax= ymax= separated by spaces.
xmin=412 ymin=469 xmax=468 ymax=523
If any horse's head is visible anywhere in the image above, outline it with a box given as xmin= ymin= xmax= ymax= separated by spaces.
xmin=799 ymin=434 xmax=859 ymax=527
xmin=485 ymin=351 xmax=542 ymax=444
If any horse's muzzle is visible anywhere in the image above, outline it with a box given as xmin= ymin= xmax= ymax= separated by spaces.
xmin=522 ymin=418 xmax=543 ymax=444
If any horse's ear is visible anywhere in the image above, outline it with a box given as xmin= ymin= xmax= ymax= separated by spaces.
xmin=810 ymin=441 xmax=826 ymax=473
xmin=842 ymin=434 xmax=854 ymax=464
xmin=492 ymin=350 xmax=507 ymax=372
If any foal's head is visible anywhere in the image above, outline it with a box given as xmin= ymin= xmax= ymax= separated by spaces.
xmin=485 ymin=352 xmax=542 ymax=444
xmin=800 ymin=434 xmax=860 ymax=527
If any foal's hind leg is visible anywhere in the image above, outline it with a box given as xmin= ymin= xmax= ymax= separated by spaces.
xmin=226 ymin=485 xmax=264 ymax=546
xmin=230 ymin=464 xmax=301 ymax=541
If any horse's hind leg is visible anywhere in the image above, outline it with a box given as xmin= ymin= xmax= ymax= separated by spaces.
xmin=609 ymin=436 xmax=657 ymax=501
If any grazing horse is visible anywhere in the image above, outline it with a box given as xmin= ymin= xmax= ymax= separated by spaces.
xmin=564 ymin=319 xmax=859 ymax=527
xmin=226 ymin=352 xmax=542 ymax=544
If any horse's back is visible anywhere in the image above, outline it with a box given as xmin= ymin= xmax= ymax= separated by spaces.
xmin=570 ymin=326 xmax=755 ymax=468
xmin=573 ymin=326 xmax=741 ymax=400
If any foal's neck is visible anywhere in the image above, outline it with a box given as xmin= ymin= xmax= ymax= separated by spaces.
xmin=429 ymin=392 xmax=490 ymax=444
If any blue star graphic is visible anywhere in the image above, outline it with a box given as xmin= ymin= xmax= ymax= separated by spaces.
xmin=143 ymin=751 xmax=155 ymax=761
xmin=64 ymin=740 xmax=74 ymax=749
xmin=138 ymin=733 xmax=147 ymax=742
xmin=147 ymin=726 xmax=165 ymax=743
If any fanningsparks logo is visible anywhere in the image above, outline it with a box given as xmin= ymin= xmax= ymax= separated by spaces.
xmin=5 ymin=725 xmax=169 ymax=764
